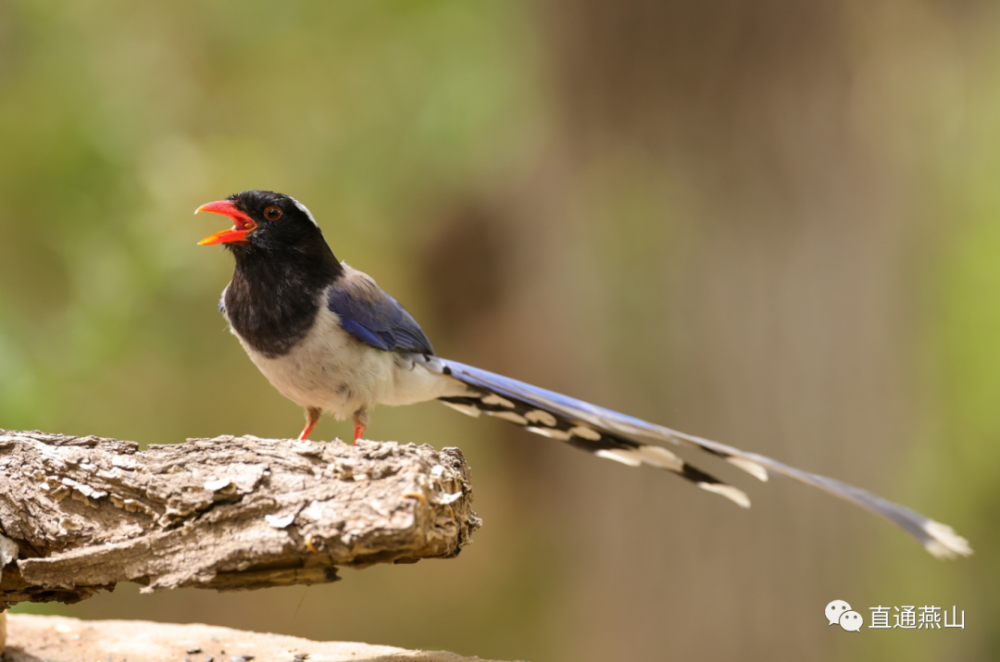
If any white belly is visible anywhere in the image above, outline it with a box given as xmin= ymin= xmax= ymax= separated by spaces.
xmin=231 ymin=306 xmax=467 ymax=419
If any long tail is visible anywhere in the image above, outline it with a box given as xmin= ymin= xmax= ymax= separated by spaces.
xmin=430 ymin=357 xmax=971 ymax=560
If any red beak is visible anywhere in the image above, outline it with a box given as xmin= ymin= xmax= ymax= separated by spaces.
xmin=194 ymin=200 xmax=257 ymax=245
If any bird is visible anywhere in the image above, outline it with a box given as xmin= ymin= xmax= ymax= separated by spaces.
xmin=194 ymin=189 xmax=972 ymax=560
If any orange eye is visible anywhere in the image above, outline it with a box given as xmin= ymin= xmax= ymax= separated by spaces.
xmin=264 ymin=206 xmax=282 ymax=221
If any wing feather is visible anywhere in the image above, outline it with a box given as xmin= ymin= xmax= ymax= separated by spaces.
xmin=326 ymin=266 xmax=434 ymax=356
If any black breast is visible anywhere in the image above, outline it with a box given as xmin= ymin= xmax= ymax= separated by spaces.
xmin=223 ymin=252 xmax=339 ymax=358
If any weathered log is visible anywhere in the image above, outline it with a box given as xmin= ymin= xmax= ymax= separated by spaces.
xmin=2 ymin=614 xmax=525 ymax=662
xmin=0 ymin=429 xmax=480 ymax=609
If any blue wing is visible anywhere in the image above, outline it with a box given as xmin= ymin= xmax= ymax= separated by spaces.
xmin=326 ymin=269 xmax=434 ymax=355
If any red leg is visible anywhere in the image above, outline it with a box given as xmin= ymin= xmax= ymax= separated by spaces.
xmin=298 ymin=407 xmax=321 ymax=441
xmin=352 ymin=409 xmax=369 ymax=445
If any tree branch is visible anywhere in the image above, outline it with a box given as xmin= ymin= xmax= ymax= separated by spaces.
xmin=0 ymin=429 xmax=481 ymax=609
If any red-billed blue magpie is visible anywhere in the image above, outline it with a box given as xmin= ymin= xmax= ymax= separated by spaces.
xmin=195 ymin=190 xmax=971 ymax=559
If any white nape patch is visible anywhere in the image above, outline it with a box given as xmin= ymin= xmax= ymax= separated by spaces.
xmin=525 ymin=409 xmax=557 ymax=426
xmin=727 ymin=457 xmax=769 ymax=482
xmin=697 ymin=483 xmax=751 ymax=509
xmin=526 ymin=426 xmax=572 ymax=440
xmin=290 ymin=197 xmax=319 ymax=227
xmin=595 ymin=449 xmax=644 ymax=467
xmin=441 ymin=401 xmax=482 ymax=418
xmin=923 ymin=521 xmax=973 ymax=559
xmin=569 ymin=426 xmax=602 ymax=441
xmin=636 ymin=445 xmax=683 ymax=472
xmin=482 ymin=393 xmax=516 ymax=409
xmin=490 ymin=410 xmax=528 ymax=425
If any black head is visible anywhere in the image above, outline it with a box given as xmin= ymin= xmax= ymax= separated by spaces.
xmin=196 ymin=190 xmax=331 ymax=260
xmin=196 ymin=191 xmax=345 ymax=356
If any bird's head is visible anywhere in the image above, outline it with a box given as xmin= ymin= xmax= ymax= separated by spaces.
xmin=195 ymin=190 xmax=325 ymax=256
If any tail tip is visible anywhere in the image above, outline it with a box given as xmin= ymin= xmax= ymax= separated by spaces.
xmin=923 ymin=521 xmax=973 ymax=559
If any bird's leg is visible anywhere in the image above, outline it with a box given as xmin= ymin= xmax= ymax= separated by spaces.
xmin=352 ymin=409 xmax=369 ymax=445
xmin=298 ymin=407 xmax=322 ymax=441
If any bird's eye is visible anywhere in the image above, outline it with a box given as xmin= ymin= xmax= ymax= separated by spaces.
xmin=264 ymin=206 xmax=283 ymax=221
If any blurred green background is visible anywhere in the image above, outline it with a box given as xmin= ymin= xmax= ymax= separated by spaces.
xmin=2 ymin=1 xmax=998 ymax=660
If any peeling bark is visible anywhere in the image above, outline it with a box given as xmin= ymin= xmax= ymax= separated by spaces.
xmin=0 ymin=430 xmax=480 ymax=609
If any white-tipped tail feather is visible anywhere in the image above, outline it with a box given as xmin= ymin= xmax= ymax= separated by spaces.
xmin=726 ymin=457 xmax=769 ymax=482
xmin=697 ymin=483 xmax=752 ymax=509
xmin=923 ymin=521 xmax=973 ymax=560
xmin=429 ymin=357 xmax=972 ymax=559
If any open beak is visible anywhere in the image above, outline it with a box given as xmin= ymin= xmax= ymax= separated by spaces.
xmin=194 ymin=200 xmax=257 ymax=245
